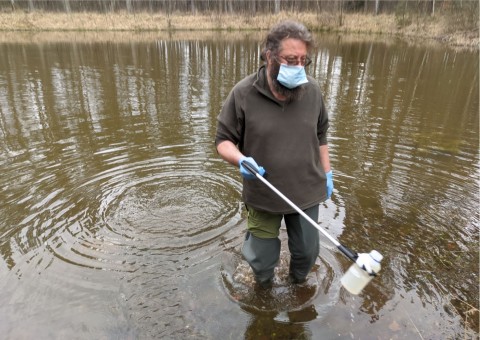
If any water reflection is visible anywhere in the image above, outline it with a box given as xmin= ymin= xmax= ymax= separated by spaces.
xmin=0 ymin=33 xmax=478 ymax=338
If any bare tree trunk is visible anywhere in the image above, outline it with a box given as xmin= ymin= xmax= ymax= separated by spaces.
xmin=338 ymin=0 xmax=344 ymax=26
xmin=226 ymin=0 xmax=233 ymax=14
xmin=375 ymin=0 xmax=380 ymax=15
xmin=64 ymin=0 xmax=71 ymax=13
xmin=126 ymin=0 xmax=132 ymax=13
xmin=316 ymin=0 xmax=322 ymax=14
xmin=274 ymin=0 xmax=280 ymax=14
xmin=10 ymin=0 xmax=14 ymax=11
xmin=190 ymin=0 xmax=195 ymax=14
xmin=432 ymin=0 xmax=435 ymax=16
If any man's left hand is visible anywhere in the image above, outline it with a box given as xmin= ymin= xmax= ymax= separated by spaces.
xmin=326 ymin=171 xmax=334 ymax=199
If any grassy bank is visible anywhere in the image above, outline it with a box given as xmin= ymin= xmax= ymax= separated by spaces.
xmin=0 ymin=11 xmax=477 ymax=49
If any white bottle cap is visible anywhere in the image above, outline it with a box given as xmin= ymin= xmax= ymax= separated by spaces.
xmin=370 ymin=250 xmax=383 ymax=262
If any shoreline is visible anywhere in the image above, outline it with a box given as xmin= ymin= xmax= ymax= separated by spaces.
xmin=0 ymin=11 xmax=478 ymax=49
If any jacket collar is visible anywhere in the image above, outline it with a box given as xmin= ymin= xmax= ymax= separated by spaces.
xmin=253 ymin=65 xmax=283 ymax=104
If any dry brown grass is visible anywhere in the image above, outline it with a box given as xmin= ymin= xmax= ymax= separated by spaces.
xmin=0 ymin=30 xmax=266 ymax=44
xmin=0 ymin=10 xmax=477 ymax=49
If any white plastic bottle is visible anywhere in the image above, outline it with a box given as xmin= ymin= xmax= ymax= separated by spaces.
xmin=341 ymin=250 xmax=383 ymax=295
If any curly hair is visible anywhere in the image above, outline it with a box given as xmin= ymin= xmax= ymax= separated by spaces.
xmin=261 ymin=20 xmax=314 ymax=62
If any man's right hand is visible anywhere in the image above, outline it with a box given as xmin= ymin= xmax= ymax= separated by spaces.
xmin=239 ymin=157 xmax=266 ymax=180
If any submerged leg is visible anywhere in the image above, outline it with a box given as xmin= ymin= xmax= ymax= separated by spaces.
xmin=285 ymin=205 xmax=320 ymax=283
xmin=241 ymin=231 xmax=281 ymax=288
xmin=242 ymin=205 xmax=282 ymax=288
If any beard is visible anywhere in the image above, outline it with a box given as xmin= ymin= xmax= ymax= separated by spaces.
xmin=268 ymin=61 xmax=306 ymax=103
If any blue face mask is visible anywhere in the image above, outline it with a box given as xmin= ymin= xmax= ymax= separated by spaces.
xmin=277 ymin=64 xmax=309 ymax=89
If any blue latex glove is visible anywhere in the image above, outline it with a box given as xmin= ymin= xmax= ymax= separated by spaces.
xmin=239 ymin=156 xmax=266 ymax=180
xmin=326 ymin=170 xmax=334 ymax=199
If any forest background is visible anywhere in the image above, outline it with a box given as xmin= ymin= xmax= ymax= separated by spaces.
xmin=0 ymin=0 xmax=478 ymax=49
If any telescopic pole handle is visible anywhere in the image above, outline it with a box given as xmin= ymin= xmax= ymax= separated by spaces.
xmin=338 ymin=245 xmax=358 ymax=262
xmin=241 ymin=160 xmax=260 ymax=175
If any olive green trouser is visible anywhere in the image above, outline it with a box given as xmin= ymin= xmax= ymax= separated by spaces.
xmin=241 ymin=204 xmax=320 ymax=285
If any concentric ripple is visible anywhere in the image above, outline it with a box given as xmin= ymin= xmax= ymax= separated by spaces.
xmin=4 ymin=147 xmax=243 ymax=275
xmin=220 ymin=229 xmax=343 ymax=317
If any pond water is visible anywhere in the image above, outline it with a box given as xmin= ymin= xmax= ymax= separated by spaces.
xmin=0 ymin=31 xmax=478 ymax=339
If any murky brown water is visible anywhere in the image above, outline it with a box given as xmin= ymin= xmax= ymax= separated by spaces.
xmin=0 ymin=32 xmax=478 ymax=339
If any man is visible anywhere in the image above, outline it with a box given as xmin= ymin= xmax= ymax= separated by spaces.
xmin=215 ymin=20 xmax=333 ymax=288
